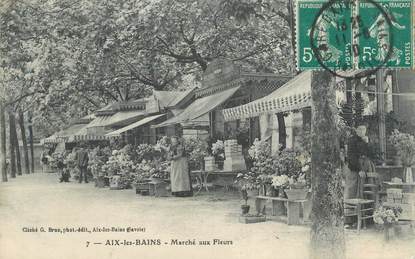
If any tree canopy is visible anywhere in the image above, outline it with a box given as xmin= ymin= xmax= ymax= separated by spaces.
xmin=0 ymin=0 xmax=292 ymax=136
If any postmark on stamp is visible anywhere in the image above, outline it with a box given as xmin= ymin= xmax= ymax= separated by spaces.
xmin=295 ymin=0 xmax=414 ymax=77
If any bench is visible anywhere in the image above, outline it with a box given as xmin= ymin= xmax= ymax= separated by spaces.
xmin=255 ymin=196 xmax=309 ymax=225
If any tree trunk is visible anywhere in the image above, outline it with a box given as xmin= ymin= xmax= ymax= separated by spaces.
xmin=10 ymin=113 xmax=22 ymax=175
xmin=18 ymin=111 xmax=30 ymax=174
xmin=8 ymin=111 xmax=17 ymax=178
xmin=0 ymin=105 xmax=7 ymax=182
xmin=277 ymin=113 xmax=286 ymax=150
xmin=28 ymin=112 xmax=34 ymax=173
xmin=310 ymin=71 xmax=345 ymax=259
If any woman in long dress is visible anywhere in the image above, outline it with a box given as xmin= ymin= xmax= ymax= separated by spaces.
xmin=168 ymin=137 xmax=193 ymax=197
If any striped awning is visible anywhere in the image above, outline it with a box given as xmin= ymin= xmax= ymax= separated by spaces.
xmin=42 ymin=135 xmax=62 ymax=144
xmin=222 ymin=72 xmax=311 ymax=121
xmin=68 ymin=134 xmax=115 ymax=142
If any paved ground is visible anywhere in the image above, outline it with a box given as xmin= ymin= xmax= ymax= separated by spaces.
xmin=0 ymin=173 xmax=414 ymax=259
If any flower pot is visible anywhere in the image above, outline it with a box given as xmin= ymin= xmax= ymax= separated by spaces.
xmin=285 ymin=188 xmax=308 ymax=200
xmin=241 ymin=204 xmax=250 ymax=215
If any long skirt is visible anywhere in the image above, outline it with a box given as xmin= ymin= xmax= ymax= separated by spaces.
xmin=170 ymin=157 xmax=192 ymax=197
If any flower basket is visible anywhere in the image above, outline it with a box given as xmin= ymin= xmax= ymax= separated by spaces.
xmin=285 ymin=188 xmax=308 ymax=200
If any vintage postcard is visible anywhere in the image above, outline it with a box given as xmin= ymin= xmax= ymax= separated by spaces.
xmin=1 ymin=0 xmax=414 ymax=258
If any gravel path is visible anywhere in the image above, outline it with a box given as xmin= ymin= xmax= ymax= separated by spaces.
xmin=0 ymin=173 xmax=414 ymax=259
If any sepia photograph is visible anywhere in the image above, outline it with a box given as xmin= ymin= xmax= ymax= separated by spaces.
xmin=0 ymin=0 xmax=414 ymax=258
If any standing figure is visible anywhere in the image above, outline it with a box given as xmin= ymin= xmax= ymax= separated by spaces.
xmin=76 ymin=145 xmax=89 ymax=183
xmin=168 ymin=137 xmax=193 ymax=197
xmin=346 ymin=125 xmax=369 ymax=199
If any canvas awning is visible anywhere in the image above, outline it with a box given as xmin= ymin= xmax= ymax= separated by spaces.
xmin=87 ymin=111 xmax=146 ymax=128
xmin=106 ymin=114 xmax=166 ymax=137
xmin=222 ymin=72 xmax=311 ymax=121
xmin=42 ymin=135 xmax=61 ymax=144
xmin=152 ymin=86 xmax=240 ymax=128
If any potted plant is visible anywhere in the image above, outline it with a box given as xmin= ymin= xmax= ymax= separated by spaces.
xmin=211 ymin=140 xmax=225 ymax=169
xmin=284 ymin=173 xmax=309 ymax=200
xmin=240 ymin=188 xmax=250 ymax=215
xmin=389 ymin=130 xmax=415 ymax=183
xmin=271 ymin=174 xmax=290 ymax=198
xmin=184 ymin=138 xmax=209 ymax=170
xmin=235 ymin=171 xmax=260 ymax=197
xmin=373 ymin=206 xmax=402 ymax=241
xmin=247 ymin=139 xmax=275 ymax=196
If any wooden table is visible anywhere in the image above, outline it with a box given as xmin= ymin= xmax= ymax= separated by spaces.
xmin=190 ymin=170 xmax=241 ymax=195
xmin=254 ymin=196 xmax=308 ymax=225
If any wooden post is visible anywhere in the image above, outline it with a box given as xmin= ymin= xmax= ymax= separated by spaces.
xmin=0 ymin=104 xmax=7 ymax=182
xmin=376 ymin=69 xmax=386 ymax=162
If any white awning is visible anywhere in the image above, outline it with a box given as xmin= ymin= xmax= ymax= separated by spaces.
xmin=222 ymin=72 xmax=311 ymax=121
xmin=152 ymin=86 xmax=240 ymax=128
xmin=106 ymin=114 xmax=165 ymax=136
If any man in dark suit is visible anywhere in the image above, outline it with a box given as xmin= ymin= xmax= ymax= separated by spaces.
xmin=76 ymin=145 xmax=89 ymax=183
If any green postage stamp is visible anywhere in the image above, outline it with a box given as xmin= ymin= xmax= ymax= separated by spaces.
xmin=296 ymin=0 xmax=414 ymax=72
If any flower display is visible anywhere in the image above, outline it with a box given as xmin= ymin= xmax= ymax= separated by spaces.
xmin=373 ymin=206 xmax=402 ymax=226
xmin=211 ymin=140 xmax=224 ymax=157
xmin=102 ymin=145 xmax=136 ymax=188
xmin=248 ymin=139 xmax=274 ymax=177
xmin=271 ymin=174 xmax=290 ymax=188
xmin=389 ymin=130 xmax=415 ymax=167
xmin=135 ymin=144 xmax=158 ymax=163
xmin=184 ymin=137 xmax=209 ymax=170
xmin=88 ymin=146 xmax=111 ymax=178
xmin=235 ymin=171 xmax=261 ymax=190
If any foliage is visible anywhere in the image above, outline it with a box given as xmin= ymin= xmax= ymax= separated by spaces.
xmin=135 ymin=144 xmax=157 ymax=163
xmin=273 ymin=149 xmax=302 ymax=178
xmin=88 ymin=146 xmax=111 ymax=178
xmin=373 ymin=206 xmax=402 ymax=226
xmin=49 ymin=152 xmax=65 ymax=170
xmin=271 ymin=174 xmax=290 ymax=189
xmin=102 ymin=145 xmax=136 ymax=187
xmin=389 ymin=130 xmax=415 ymax=166
xmin=248 ymin=139 xmax=274 ymax=179
xmin=133 ymin=159 xmax=154 ymax=183
xmin=211 ymin=140 xmax=224 ymax=157
xmin=184 ymin=137 xmax=209 ymax=170
xmin=235 ymin=170 xmax=261 ymax=190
